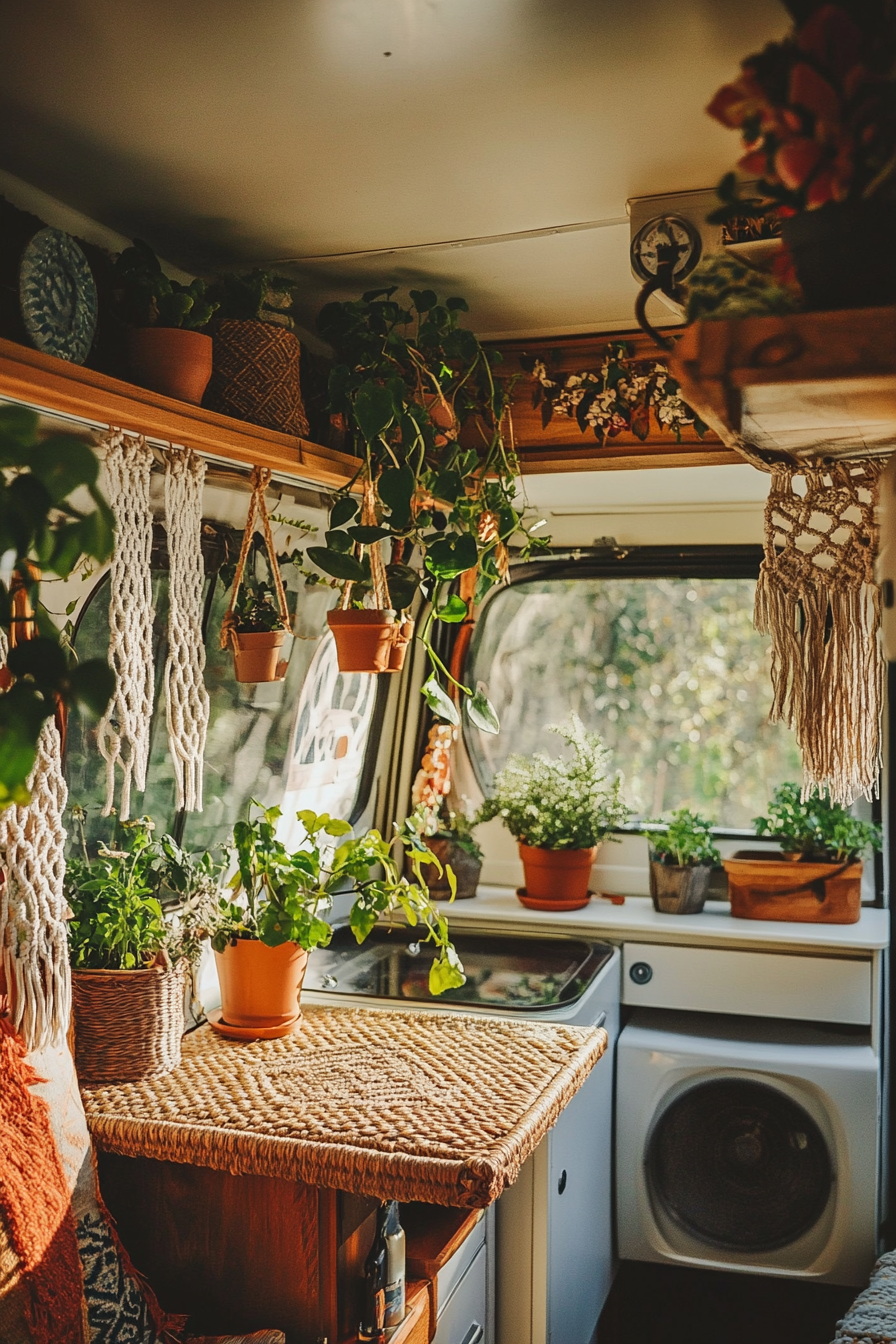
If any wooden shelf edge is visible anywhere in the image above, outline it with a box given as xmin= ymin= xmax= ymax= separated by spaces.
xmin=517 ymin=445 xmax=743 ymax=472
xmin=0 ymin=336 xmax=359 ymax=490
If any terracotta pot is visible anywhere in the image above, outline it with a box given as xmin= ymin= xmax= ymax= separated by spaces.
xmin=426 ymin=837 xmax=482 ymax=900
xmin=127 ymin=326 xmax=213 ymax=404
xmin=327 ymin=608 xmax=396 ymax=673
xmin=386 ymin=618 xmax=415 ymax=672
xmin=781 ymin=201 xmax=896 ymax=311
xmin=517 ymin=843 xmax=597 ymax=911
xmin=231 ymin=629 xmax=288 ymax=683
xmin=215 ymin=938 xmax=309 ymax=1032
xmin=723 ymin=856 xmax=863 ymax=924
xmin=649 ymin=861 xmax=712 ymax=915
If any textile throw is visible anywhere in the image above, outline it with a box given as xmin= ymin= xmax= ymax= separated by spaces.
xmin=97 ymin=431 xmax=156 ymax=819
xmin=755 ymin=459 xmax=883 ymax=806
xmin=163 ymin=447 xmax=209 ymax=812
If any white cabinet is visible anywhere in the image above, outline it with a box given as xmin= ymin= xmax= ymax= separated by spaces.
xmin=431 ymin=1241 xmax=488 ymax=1344
xmin=496 ymin=1046 xmax=614 ymax=1344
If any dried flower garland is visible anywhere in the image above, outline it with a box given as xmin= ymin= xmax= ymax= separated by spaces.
xmin=520 ymin=344 xmax=707 ymax=445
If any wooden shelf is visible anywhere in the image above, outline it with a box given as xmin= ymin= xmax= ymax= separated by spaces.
xmin=0 ymin=336 xmax=359 ymax=489
xmin=670 ymin=307 xmax=896 ymax=469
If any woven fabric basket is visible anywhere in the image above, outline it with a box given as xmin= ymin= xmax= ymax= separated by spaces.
xmin=205 ymin=319 xmax=310 ymax=437
xmin=72 ymin=959 xmax=187 ymax=1084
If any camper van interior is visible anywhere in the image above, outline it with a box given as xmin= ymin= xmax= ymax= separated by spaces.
xmin=2 ymin=2 xmax=896 ymax=1343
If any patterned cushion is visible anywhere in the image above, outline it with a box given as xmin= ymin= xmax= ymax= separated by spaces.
xmin=833 ymin=1250 xmax=896 ymax=1344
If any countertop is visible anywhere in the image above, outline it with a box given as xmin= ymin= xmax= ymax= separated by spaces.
xmin=445 ymin=886 xmax=890 ymax=954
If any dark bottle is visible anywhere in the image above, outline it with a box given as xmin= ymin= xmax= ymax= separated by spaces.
xmin=358 ymin=1203 xmax=389 ymax=1343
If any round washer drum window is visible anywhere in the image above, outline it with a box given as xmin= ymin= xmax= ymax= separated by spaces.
xmin=646 ymin=1078 xmax=833 ymax=1252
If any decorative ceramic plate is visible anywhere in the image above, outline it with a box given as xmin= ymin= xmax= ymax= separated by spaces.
xmin=19 ymin=226 xmax=98 ymax=364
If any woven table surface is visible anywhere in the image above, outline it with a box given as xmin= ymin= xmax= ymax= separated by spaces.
xmin=80 ymin=1006 xmax=607 ymax=1207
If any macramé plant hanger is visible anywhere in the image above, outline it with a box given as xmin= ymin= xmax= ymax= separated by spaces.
xmin=220 ymin=466 xmax=292 ymax=684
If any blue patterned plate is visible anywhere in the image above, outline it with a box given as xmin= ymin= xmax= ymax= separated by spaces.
xmin=19 ymin=226 xmax=98 ymax=364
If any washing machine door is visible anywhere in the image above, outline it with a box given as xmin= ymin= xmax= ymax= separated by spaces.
xmin=647 ymin=1077 xmax=833 ymax=1252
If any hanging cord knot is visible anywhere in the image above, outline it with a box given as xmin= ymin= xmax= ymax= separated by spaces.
xmin=220 ymin=465 xmax=291 ymax=651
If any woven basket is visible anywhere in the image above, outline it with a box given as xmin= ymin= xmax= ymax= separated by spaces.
xmin=205 ymin=319 xmax=310 ymax=437
xmin=72 ymin=959 xmax=187 ymax=1083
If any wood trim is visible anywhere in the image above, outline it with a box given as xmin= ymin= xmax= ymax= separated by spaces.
xmin=0 ymin=336 xmax=359 ymax=489
xmin=516 ymin=444 xmax=742 ymax=472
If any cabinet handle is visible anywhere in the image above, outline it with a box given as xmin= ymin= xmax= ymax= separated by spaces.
xmin=460 ymin=1325 xmax=484 ymax=1344
xmin=557 ymin=1169 xmax=568 ymax=1195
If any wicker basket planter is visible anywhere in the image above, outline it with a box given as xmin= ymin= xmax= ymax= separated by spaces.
xmin=649 ymin=861 xmax=712 ymax=915
xmin=72 ymin=958 xmax=187 ymax=1083
xmin=205 ymin=319 xmax=310 ymax=437
xmin=426 ymin=837 xmax=482 ymax=900
xmin=127 ymin=327 xmax=213 ymax=405
xmin=327 ymin=608 xmax=396 ymax=673
xmin=517 ymin=843 xmax=597 ymax=911
xmin=723 ymin=856 xmax=863 ymax=924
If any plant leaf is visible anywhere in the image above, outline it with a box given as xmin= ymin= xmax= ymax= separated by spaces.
xmin=353 ymin=382 xmax=395 ymax=441
xmin=466 ymin=690 xmax=500 ymax=735
xmin=348 ymin=525 xmax=390 ymax=544
xmin=436 ymin=594 xmax=468 ymax=623
xmin=330 ymin=496 xmax=359 ymax=528
xmin=420 ymin=674 xmax=459 ymax=726
xmin=306 ymin=547 xmax=366 ymax=582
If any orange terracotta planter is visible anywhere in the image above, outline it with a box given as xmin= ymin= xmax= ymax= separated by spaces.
xmin=723 ymin=857 xmax=863 ymax=924
xmin=517 ymin=843 xmax=598 ymax=911
xmin=127 ymin=326 xmax=213 ymax=404
xmin=327 ymin=608 xmax=395 ymax=673
xmin=215 ymin=938 xmax=309 ymax=1034
xmin=386 ymin=618 xmax=415 ymax=672
xmin=231 ymin=629 xmax=288 ymax=683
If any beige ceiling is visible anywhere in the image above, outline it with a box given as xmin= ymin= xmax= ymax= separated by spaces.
xmin=0 ymin=0 xmax=789 ymax=339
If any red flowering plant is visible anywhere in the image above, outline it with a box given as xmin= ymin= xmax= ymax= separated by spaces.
xmin=707 ymin=4 xmax=896 ymax=219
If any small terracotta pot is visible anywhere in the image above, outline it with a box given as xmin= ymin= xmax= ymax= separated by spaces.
xmin=386 ymin=618 xmax=415 ymax=672
xmin=723 ymin=856 xmax=863 ymax=924
xmin=327 ymin=608 xmax=396 ymax=673
xmin=517 ymin=843 xmax=598 ymax=911
xmin=426 ymin=837 xmax=482 ymax=900
xmin=231 ymin=629 xmax=288 ymax=683
xmin=215 ymin=938 xmax=309 ymax=1032
xmin=127 ymin=327 xmax=213 ymax=404
xmin=649 ymin=861 xmax=712 ymax=915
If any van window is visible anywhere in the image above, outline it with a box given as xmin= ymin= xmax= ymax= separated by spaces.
xmin=464 ymin=561 xmax=801 ymax=831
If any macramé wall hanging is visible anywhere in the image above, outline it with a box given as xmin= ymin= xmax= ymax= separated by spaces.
xmin=163 ymin=446 xmax=209 ymax=812
xmin=97 ymin=430 xmax=156 ymax=819
xmin=754 ymin=458 xmax=883 ymax=807
xmin=0 ymin=713 xmax=70 ymax=1051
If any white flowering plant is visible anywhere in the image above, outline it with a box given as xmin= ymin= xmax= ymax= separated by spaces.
xmin=478 ymin=715 xmax=630 ymax=850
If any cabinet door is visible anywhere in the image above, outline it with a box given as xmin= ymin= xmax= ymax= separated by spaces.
xmin=432 ymin=1243 xmax=487 ymax=1344
xmin=545 ymin=1055 xmax=614 ymax=1344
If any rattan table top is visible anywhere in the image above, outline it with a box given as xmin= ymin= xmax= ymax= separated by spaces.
xmin=81 ymin=1006 xmax=607 ymax=1207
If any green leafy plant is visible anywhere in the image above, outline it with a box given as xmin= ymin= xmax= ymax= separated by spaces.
xmin=210 ymin=803 xmax=466 ymax=996
xmin=477 ymin=714 xmax=629 ymax=850
xmin=65 ymin=813 xmax=221 ymax=970
xmin=112 ymin=239 xmax=218 ymax=330
xmin=207 ymin=268 xmax=297 ymax=328
xmin=754 ymin=783 xmax=882 ymax=863
xmin=0 ymin=406 xmax=116 ymax=806
xmin=429 ymin=807 xmax=483 ymax=862
xmin=642 ymin=808 xmax=721 ymax=867
xmin=307 ymin=287 xmax=550 ymax=731
xmin=220 ymin=537 xmax=291 ymax=634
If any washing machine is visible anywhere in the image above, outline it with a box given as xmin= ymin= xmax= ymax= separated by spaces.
xmin=616 ymin=1007 xmax=880 ymax=1286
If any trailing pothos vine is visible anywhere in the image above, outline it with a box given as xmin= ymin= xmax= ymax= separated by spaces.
xmin=308 ymin=287 xmax=549 ymax=733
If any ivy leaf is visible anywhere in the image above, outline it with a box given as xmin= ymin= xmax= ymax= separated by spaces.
xmin=420 ymin=674 xmax=459 ymax=726
xmin=352 ymin=382 xmax=395 ymax=441
xmin=306 ymin=547 xmax=366 ymax=582
xmin=424 ymin=532 xmax=477 ymax=581
xmin=436 ymin=594 xmax=468 ymax=623
xmin=385 ymin=563 xmax=420 ymax=612
xmin=350 ymin=902 xmax=379 ymax=943
xmin=325 ymin=529 xmax=354 ymax=553
xmin=409 ymin=288 xmax=437 ymax=312
xmin=29 ymin=436 xmax=99 ymax=504
xmin=67 ymin=660 xmax=116 ymax=717
xmin=429 ymin=945 xmax=466 ymax=995
xmin=466 ymin=691 xmax=500 ymax=735
xmin=445 ymin=297 xmax=470 ymax=312
xmin=379 ymin=463 xmax=415 ymax=530
xmin=347 ymin=525 xmax=390 ymax=545
xmin=330 ymin=496 xmax=359 ymax=528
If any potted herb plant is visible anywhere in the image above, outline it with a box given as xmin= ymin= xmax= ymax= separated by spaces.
xmin=65 ymin=812 xmax=218 ymax=1082
xmin=706 ymin=5 xmax=896 ymax=310
xmin=209 ymin=802 xmax=465 ymax=1038
xmin=723 ymin=783 xmax=882 ymax=924
xmin=219 ymin=469 xmax=293 ymax=683
xmin=412 ymin=723 xmax=482 ymax=899
xmin=307 ymin=287 xmax=549 ymax=721
xmin=642 ymin=808 xmax=721 ymax=916
xmin=204 ymin=268 xmax=309 ymax=436
xmin=478 ymin=715 xmax=629 ymax=911
xmin=112 ymin=238 xmax=218 ymax=403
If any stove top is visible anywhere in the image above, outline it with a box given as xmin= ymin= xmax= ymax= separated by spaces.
xmin=304 ymin=926 xmax=614 ymax=1012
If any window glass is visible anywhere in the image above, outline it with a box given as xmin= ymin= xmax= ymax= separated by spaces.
xmin=465 ymin=574 xmax=801 ymax=830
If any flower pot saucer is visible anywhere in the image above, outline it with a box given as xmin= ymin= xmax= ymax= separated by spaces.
xmin=207 ymin=1007 xmax=303 ymax=1041
xmin=516 ymin=887 xmax=594 ymax=912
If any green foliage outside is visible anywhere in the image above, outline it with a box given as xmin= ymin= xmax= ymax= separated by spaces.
xmin=755 ymin=783 xmax=882 ymax=863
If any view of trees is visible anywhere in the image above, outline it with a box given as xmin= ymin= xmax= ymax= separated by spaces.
xmin=467 ymin=576 xmax=802 ymax=830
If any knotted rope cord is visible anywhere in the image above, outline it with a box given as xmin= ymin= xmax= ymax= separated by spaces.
xmin=163 ymin=446 xmax=209 ymax=813
xmin=97 ymin=430 xmax=156 ymax=819
xmin=219 ymin=466 xmax=289 ymax=651
xmin=0 ymin=713 xmax=71 ymax=1051
xmin=339 ymin=477 xmax=391 ymax=610
xmin=754 ymin=458 xmax=883 ymax=806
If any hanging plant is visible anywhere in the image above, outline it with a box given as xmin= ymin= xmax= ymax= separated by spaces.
xmin=307 ymin=287 xmax=550 ymax=734
xmin=219 ymin=467 xmax=292 ymax=683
